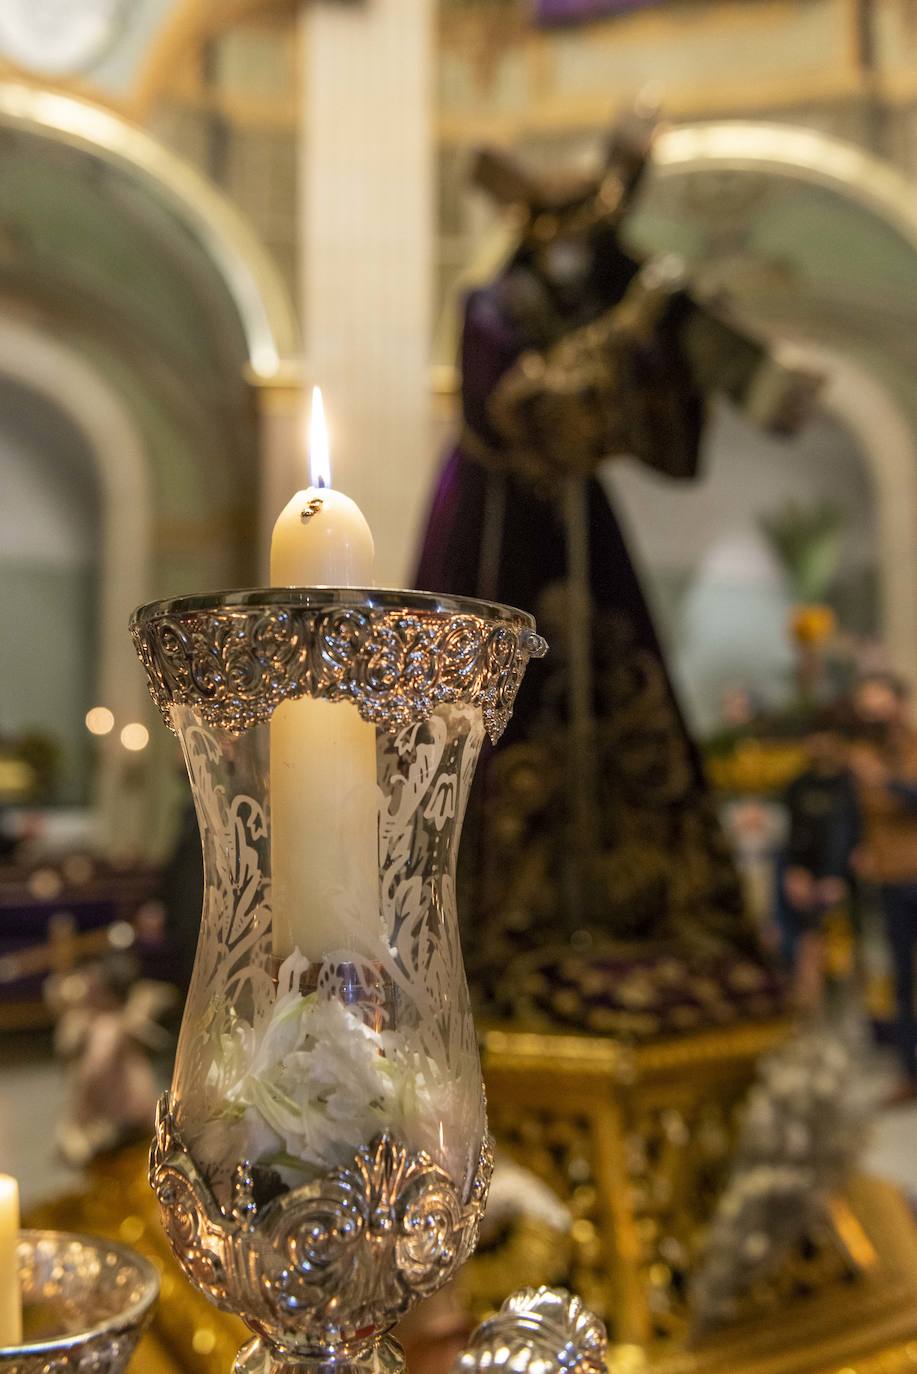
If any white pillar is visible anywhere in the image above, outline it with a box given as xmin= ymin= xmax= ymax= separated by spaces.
xmin=300 ymin=0 xmax=434 ymax=586
xmin=250 ymin=364 xmax=307 ymax=577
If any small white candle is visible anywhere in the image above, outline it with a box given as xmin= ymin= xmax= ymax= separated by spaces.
xmin=0 ymin=1175 xmax=22 ymax=1347
xmin=271 ymin=390 xmax=375 ymax=586
xmin=270 ymin=388 xmax=379 ymax=962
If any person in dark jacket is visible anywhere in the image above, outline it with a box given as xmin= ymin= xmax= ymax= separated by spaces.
xmin=848 ymin=673 xmax=917 ymax=1102
xmin=781 ymin=721 xmax=861 ymax=1010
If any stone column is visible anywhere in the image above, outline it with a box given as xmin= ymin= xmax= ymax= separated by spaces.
xmin=300 ymin=0 xmax=434 ymax=585
xmin=249 ymin=362 xmax=307 ymax=577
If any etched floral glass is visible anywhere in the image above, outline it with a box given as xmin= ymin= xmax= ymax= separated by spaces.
xmin=131 ymin=589 xmax=545 ymax=1374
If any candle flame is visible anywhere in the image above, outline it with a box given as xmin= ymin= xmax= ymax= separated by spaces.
xmin=309 ymin=385 xmax=331 ymax=489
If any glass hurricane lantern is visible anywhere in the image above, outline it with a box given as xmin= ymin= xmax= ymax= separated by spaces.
xmin=131 ymin=589 xmax=546 ymax=1374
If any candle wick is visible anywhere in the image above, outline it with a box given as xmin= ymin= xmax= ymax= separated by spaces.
xmin=301 ymin=498 xmax=324 ymax=522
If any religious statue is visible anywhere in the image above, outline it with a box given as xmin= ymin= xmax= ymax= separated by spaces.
xmin=418 ymin=111 xmax=821 ymax=1022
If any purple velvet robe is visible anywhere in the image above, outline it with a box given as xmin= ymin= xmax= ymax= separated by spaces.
xmin=415 ymin=274 xmax=766 ymax=1016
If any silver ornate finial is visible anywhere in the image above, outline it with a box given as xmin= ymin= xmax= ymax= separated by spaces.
xmin=453 ymin=1287 xmax=607 ymax=1374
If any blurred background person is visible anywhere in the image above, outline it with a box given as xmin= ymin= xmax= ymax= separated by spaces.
xmin=779 ymin=714 xmax=861 ymax=1012
xmin=849 ymin=673 xmax=917 ymax=1103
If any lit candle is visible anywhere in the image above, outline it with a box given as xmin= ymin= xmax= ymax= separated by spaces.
xmin=269 ymin=388 xmax=379 ymax=962
xmin=0 ymin=1175 xmax=22 ymax=1347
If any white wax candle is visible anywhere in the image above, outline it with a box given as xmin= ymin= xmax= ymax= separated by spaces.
xmin=269 ymin=389 xmax=379 ymax=962
xmin=0 ymin=1175 xmax=22 ymax=1347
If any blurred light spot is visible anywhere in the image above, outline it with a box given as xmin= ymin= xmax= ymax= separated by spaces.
xmin=85 ymin=706 xmax=114 ymax=736
xmin=120 ymin=723 xmax=149 ymax=752
xmin=29 ymin=868 xmax=62 ymax=900
xmin=119 ymin=1216 xmax=144 ymax=1244
xmin=108 ymin=921 xmax=135 ymax=951
xmin=60 ymin=973 xmax=89 ymax=1003
xmin=192 ymin=1329 xmax=217 ymax=1355
xmin=62 ymin=855 xmax=93 ymax=885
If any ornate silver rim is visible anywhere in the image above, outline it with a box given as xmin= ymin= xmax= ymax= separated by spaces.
xmin=0 ymin=1229 xmax=159 ymax=1358
xmin=131 ymin=587 xmax=538 ymax=628
xmin=130 ymin=587 xmax=547 ymax=741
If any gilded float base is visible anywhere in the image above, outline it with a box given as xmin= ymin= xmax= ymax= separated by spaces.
xmin=479 ymin=1019 xmax=917 ymax=1374
xmin=641 ymin=1174 xmax=917 ymax=1374
xmin=25 ymin=1150 xmax=917 ymax=1374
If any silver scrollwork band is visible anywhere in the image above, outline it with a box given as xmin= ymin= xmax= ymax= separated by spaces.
xmin=131 ymin=591 xmax=547 ymax=743
xmin=149 ymin=1096 xmax=494 ymax=1360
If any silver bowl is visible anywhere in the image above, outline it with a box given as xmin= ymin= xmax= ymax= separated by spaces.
xmin=0 ymin=1229 xmax=159 ymax=1373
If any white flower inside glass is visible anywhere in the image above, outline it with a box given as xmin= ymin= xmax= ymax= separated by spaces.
xmin=173 ymin=685 xmax=489 ymax=1200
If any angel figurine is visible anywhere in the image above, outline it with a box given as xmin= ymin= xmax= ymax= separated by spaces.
xmin=45 ymin=951 xmax=175 ymax=1166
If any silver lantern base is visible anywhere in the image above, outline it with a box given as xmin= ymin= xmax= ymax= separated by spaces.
xmin=151 ymin=1095 xmax=492 ymax=1374
xmin=0 ymin=1229 xmax=159 ymax=1374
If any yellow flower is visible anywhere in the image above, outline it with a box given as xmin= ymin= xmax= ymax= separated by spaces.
xmin=790 ymin=603 xmax=836 ymax=646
